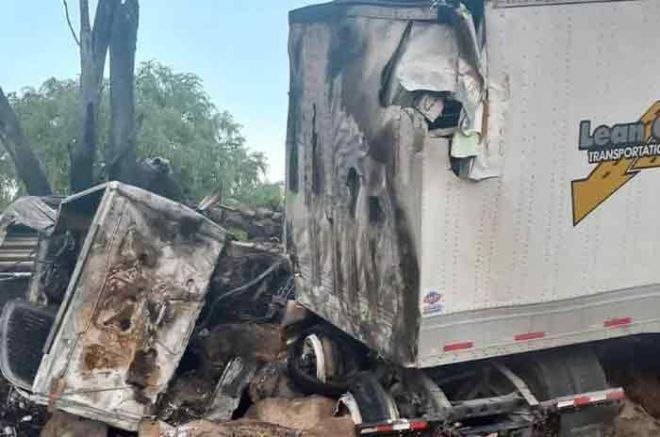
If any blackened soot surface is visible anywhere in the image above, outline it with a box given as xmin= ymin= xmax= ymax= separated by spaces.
xmin=127 ymin=348 xmax=160 ymax=404
xmin=389 ymin=182 xmax=420 ymax=365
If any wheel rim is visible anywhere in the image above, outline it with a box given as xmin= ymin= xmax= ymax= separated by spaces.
xmin=338 ymin=392 xmax=364 ymax=424
xmin=301 ymin=333 xmax=328 ymax=382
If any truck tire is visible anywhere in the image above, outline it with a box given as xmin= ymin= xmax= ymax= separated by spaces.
xmin=517 ymin=347 xmax=617 ymax=436
xmin=347 ymin=372 xmax=399 ymax=423
xmin=287 ymin=324 xmax=364 ymax=397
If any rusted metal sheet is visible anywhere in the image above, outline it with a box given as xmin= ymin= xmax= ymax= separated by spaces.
xmin=30 ymin=182 xmax=226 ymax=430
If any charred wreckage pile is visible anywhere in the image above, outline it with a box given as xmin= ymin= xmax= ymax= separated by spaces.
xmin=0 ymin=183 xmax=356 ymax=437
xmin=0 ymin=187 xmax=657 ymax=437
xmin=0 ymin=183 xmax=656 ymax=437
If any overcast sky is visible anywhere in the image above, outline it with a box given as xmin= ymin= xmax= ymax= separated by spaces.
xmin=1 ymin=0 xmax=319 ymax=181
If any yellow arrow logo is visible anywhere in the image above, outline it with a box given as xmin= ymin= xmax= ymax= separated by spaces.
xmin=572 ymin=102 xmax=660 ymax=226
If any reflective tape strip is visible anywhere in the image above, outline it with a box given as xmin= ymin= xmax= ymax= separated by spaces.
xmin=393 ymin=423 xmax=410 ymax=431
xmin=573 ymin=396 xmax=592 ymax=407
xmin=554 ymin=388 xmax=625 ymax=410
xmin=514 ymin=332 xmax=546 ymax=341
xmin=360 ymin=420 xmax=428 ymax=435
xmin=604 ymin=317 xmax=632 ymax=328
xmin=377 ymin=424 xmax=394 ymax=433
xmin=443 ymin=341 xmax=474 ymax=352
xmin=556 ymin=400 xmax=574 ymax=409
xmin=410 ymin=421 xmax=429 ymax=431
xmin=607 ymin=390 xmax=626 ymax=401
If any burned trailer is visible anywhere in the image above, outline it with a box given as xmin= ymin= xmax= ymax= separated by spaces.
xmin=0 ymin=182 xmax=226 ymax=431
xmin=285 ymin=0 xmax=660 ymax=434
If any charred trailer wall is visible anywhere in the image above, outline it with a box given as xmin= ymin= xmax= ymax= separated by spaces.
xmin=285 ymin=2 xmax=450 ymax=366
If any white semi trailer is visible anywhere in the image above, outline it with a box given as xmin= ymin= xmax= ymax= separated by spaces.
xmin=284 ymin=0 xmax=660 ymax=434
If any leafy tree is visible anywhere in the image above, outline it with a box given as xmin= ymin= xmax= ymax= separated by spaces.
xmin=1 ymin=61 xmax=282 ymax=209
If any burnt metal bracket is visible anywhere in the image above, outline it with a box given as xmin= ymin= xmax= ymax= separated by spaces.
xmin=493 ymin=362 xmax=540 ymax=407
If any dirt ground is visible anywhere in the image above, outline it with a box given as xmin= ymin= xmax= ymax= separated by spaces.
xmin=602 ymin=335 xmax=660 ymax=436
xmin=613 ymin=400 xmax=660 ymax=437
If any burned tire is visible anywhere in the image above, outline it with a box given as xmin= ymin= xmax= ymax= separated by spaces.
xmin=346 ymin=372 xmax=399 ymax=424
xmin=288 ymin=324 xmax=364 ymax=397
xmin=517 ymin=347 xmax=618 ymax=436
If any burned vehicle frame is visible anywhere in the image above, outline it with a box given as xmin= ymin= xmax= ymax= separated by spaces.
xmin=0 ymin=182 xmax=226 ymax=431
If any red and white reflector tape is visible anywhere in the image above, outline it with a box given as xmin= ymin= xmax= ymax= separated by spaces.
xmin=514 ymin=331 xmax=546 ymax=342
xmin=443 ymin=341 xmax=473 ymax=352
xmin=551 ymin=388 xmax=625 ymax=410
xmin=604 ymin=317 xmax=632 ymax=328
xmin=360 ymin=420 xmax=429 ymax=435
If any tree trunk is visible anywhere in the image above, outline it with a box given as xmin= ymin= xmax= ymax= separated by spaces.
xmin=69 ymin=0 xmax=119 ymax=193
xmin=0 ymin=88 xmax=52 ymax=196
xmin=108 ymin=0 xmax=139 ymax=183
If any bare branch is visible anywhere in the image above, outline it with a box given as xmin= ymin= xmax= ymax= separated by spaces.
xmin=62 ymin=0 xmax=80 ymax=47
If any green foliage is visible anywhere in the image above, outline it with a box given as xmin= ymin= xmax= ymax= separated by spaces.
xmin=1 ymin=61 xmax=282 ymax=209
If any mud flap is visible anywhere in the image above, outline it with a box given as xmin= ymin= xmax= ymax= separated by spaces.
xmin=516 ymin=347 xmax=619 ymax=436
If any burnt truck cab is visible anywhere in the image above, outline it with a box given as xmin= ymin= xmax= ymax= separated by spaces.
xmin=0 ymin=182 xmax=226 ymax=431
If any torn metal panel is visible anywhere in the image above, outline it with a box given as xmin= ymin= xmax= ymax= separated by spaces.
xmin=380 ymin=23 xmax=461 ymax=105
xmin=378 ymin=3 xmax=491 ymax=181
xmin=414 ymin=94 xmax=445 ymax=124
xmin=0 ymin=197 xmax=57 ymax=280
xmin=0 ymin=197 xmax=57 ymax=243
xmin=30 ymin=182 xmax=226 ymax=431
xmin=0 ymin=197 xmax=60 ymax=306
xmin=205 ymin=357 xmax=257 ymax=422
